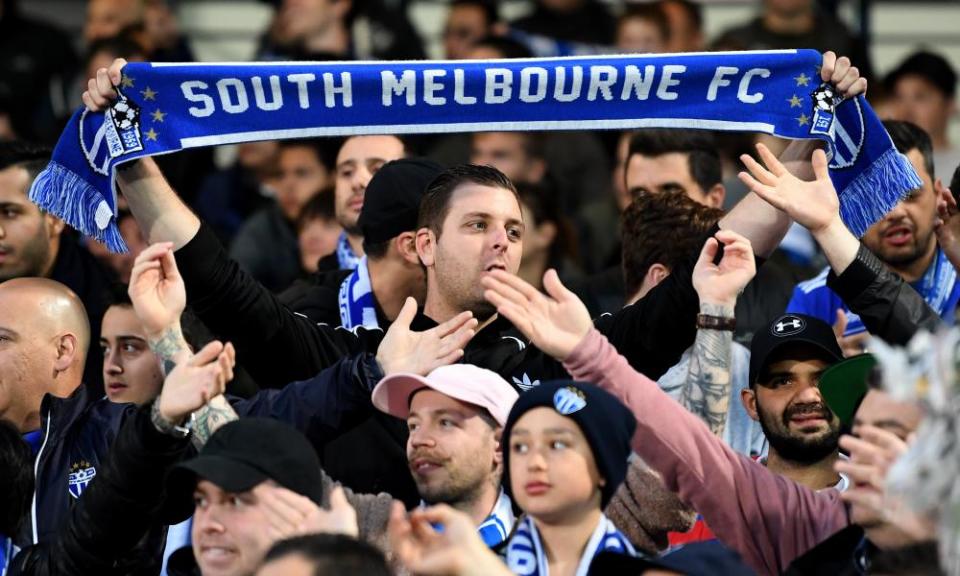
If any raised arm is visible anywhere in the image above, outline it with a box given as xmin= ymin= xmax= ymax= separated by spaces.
xmin=481 ymin=269 xmax=849 ymax=575
xmin=685 ymin=230 xmax=756 ymax=436
xmin=84 ymin=60 xmax=200 ymax=248
xmin=719 ymin=51 xmax=867 ymax=257
xmin=84 ymin=61 xmax=365 ymax=387
xmin=739 ymin=142 xmax=941 ymax=342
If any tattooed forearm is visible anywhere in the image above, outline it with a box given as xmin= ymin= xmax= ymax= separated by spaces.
xmin=148 ymin=325 xmax=189 ymax=366
xmin=190 ymin=395 xmax=238 ymax=450
xmin=681 ymin=303 xmax=734 ymax=437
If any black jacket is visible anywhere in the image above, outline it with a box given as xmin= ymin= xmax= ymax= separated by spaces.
xmin=826 ymin=245 xmax=941 ymax=344
xmin=9 ymin=404 xmax=191 ymax=576
xmin=278 ymin=268 xmax=389 ymax=328
xmin=174 ymin=221 xmax=705 ymax=500
xmin=11 ymin=385 xmax=171 ymax=575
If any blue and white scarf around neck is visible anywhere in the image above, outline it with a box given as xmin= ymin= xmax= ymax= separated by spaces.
xmin=916 ymin=248 xmax=960 ymax=321
xmin=421 ymin=489 xmax=516 ymax=548
xmin=505 ymin=514 xmax=635 ymax=576
xmin=31 ymin=50 xmax=921 ymax=251
xmin=338 ymin=256 xmax=377 ymax=329
xmin=335 ymin=231 xmax=362 ymax=271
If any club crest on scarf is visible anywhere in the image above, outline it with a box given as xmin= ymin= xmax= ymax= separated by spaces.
xmin=553 ymin=386 xmax=587 ymax=415
xmin=808 ymin=82 xmax=864 ymax=170
xmin=80 ymin=95 xmax=143 ymax=176
xmin=68 ymin=460 xmax=97 ymax=499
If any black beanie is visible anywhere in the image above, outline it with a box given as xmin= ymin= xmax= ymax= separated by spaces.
xmin=357 ymin=157 xmax=444 ymax=244
xmin=501 ymin=380 xmax=637 ymax=509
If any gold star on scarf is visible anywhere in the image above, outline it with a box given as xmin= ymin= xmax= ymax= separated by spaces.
xmin=151 ymin=109 xmax=167 ymax=122
xmin=141 ymin=86 xmax=157 ymax=100
xmin=788 ymin=94 xmax=803 ymax=108
xmin=796 ymin=113 xmax=810 ymax=127
xmin=145 ymin=128 xmax=158 ymax=141
xmin=794 ymin=73 xmax=810 ymax=87
xmin=120 ymin=74 xmax=135 ymax=89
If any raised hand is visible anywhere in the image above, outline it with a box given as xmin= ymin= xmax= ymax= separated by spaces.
xmin=820 ymin=51 xmax=868 ymax=99
xmin=692 ymin=230 xmax=756 ymax=308
xmin=934 ymin=179 xmax=960 ymax=271
xmin=388 ymin=502 xmax=511 ymax=576
xmin=738 ymin=144 xmax=840 ymax=235
xmin=376 ymin=298 xmax=478 ymax=376
xmin=129 ymin=242 xmax=187 ymax=340
xmin=256 ymin=484 xmax=359 ymax=542
xmin=82 ymin=58 xmax=127 ymax=112
xmin=481 ymin=269 xmax=591 ymax=362
xmin=157 ymin=340 xmax=235 ymax=425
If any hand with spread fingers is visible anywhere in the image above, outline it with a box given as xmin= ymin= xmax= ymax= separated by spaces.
xmin=388 ymin=502 xmax=511 ymax=576
xmin=692 ymin=230 xmax=756 ymax=309
xmin=158 ymin=340 xmax=235 ymax=425
xmin=738 ymin=143 xmax=840 ymax=236
xmin=481 ymin=268 xmax=592 ymax=362
xmin=128 ymin=242 xmax=187 ymax=340
xmin=256 ymin=484 xmax=359 ymax=543
xmin=376 ymin=297 xmax=478 ymax=376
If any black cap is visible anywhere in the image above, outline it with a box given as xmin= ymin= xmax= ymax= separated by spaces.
xmin=162 ymin=418 xmax=324 ymax=524
xmin=748 ymin=313 xmax=843 ymax=386
xmin=502 ymin=381 xmax=636 ymax=508
xmin=884 ymin=50 xmax=957 ymax=99
xmin=357 ymin=157 xmax=444 ymax=244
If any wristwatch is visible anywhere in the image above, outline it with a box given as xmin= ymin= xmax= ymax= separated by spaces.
xmin=150 ymin=398 xmax=192 ymax=439
xmin=696 ymin=314 xmax=737 ymax=331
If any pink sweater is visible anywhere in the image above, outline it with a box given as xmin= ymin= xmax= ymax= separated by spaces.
xmin=563 ymin=329 xmax=851 ymax=576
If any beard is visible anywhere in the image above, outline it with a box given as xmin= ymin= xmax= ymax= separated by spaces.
xmin=865 ymin=221 xmax=936 ymax=269
xmin=0 ymin=225 xmax=52 ymax=282
xmin=409 ymin=450 xmax=490 ymax=506
xmin=757 ymin=401 xmax=840 ymax=465
xmin=414 ymin=469 xmax=489 ymax=508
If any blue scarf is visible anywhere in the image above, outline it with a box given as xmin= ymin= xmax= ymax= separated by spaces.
xmin=477 ymin=489 xmax=517 ymax=548
xmin=30 ymin=51 xmax=920 ymax=251
xmin=421 ymin=489 xmax=516 ymax=548
xmin=841 ymin=247 xmax=959 ymax=335
xmin=916 ymin=248 xmax=959 ymax=320
xmin=335 ymin=232 xmax=361 ymax=271
xmin=506 ymin=514 xmax=635 ymax=576
xmin=338 ymin=256 xmax=377 ymax=329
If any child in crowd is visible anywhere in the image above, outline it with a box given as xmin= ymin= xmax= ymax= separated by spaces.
xmin=501 ymin=380 xmax=638 ymax=575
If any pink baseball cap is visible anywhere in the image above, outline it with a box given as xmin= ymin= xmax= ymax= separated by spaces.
xmin=372 ymin=364 xmax=519 ymax=426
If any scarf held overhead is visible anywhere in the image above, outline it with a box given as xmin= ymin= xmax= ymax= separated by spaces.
xmin=31 ymin=49 xmax=920 ymax=251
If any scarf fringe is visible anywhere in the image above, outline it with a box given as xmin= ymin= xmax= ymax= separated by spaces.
xmin=28 ymin=161 xmax=128 ymax=253
xmin=838 ymin=147 xmax=922 ymax=238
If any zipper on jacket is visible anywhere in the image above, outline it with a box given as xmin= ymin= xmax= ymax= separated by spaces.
xmin=30 ymin=411 xmax=52 ymax=545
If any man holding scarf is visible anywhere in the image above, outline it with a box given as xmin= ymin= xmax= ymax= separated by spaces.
xmin=76 ymin=51 xmax=866 ymax=501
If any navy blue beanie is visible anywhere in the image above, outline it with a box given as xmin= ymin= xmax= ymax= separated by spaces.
xmin=501 ymin=380 xmax=637 ymax=509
